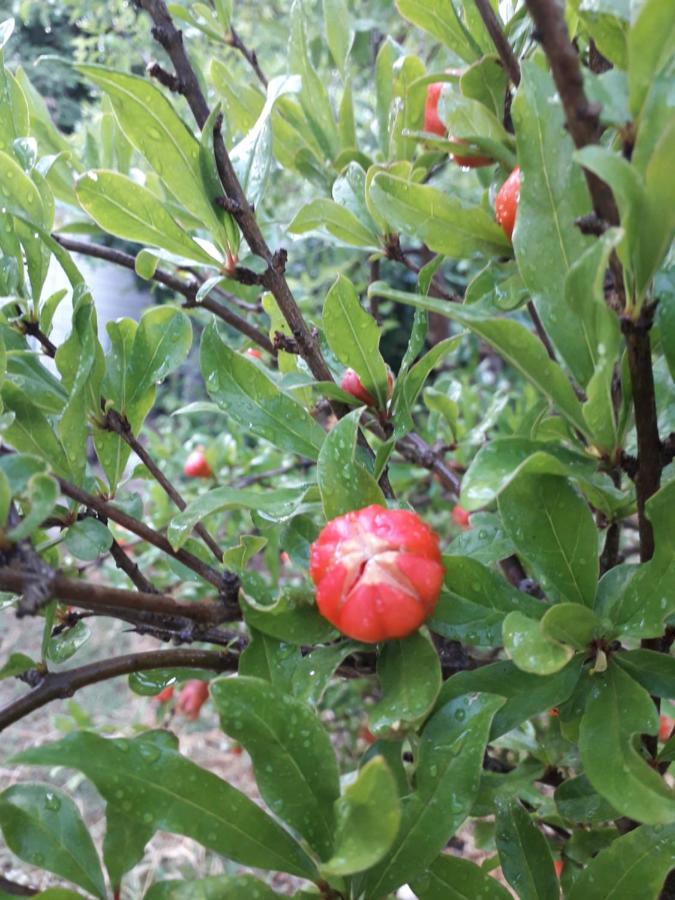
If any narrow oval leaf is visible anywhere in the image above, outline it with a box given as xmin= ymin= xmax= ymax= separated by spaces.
xmin=321 ymin=757 xmax=401 ymax=877
xmin=411 ymin=853 xmax=513 ymax=900
xmin=498 ymin=474 xmax=599 ymax=607
xmin=76 ymin=171 xmax=217 ymax=264
xmin=0 ymin=783 xmax=106 ymax=898
xmin=369 ymin=630 xmax=442 ymax=736
xmin=567 ymin=822 xmax=675 ymax=900
xmin=201 ymin=322 xmax=326 ymax=459
xmin=126 ymin=306 xmax=192 ymax=411
xmin=540 ymin=603 xmax=603 ymax=649
xmin=317 ymin=409 xmax=385 ymax=519
xmin=363 ymin=693 xmax=505 ymax=897
xmin=13 ymin=732 xmax=316 ymax=879
xmin=579 ymin=662 xmax=675 ymax=824
xmin=495 ymin=796 xmax=559 ymax=900
xmin=211 ymin=675 xmax=340 ymax=859
xmin=144 ymin=874 xmax=279 ymax=899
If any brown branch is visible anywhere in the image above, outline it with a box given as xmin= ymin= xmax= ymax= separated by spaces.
xmin=0 ymin=568 xmax=226 ymax=623
xmin=135 ymin=0 xmax=335 ymax=387
xmin=396 ymin=433 xmax=461 ymax=496
xmin=473 ymin=0 xmax=521 ymax=85
xmin=227 ymin=26 xmax=268 ymax=88
xmin=53 ymin=234 xmax=275 ymax=354
xmin=55 ymin=475 xmax=238 ymax=596
xmin=0 ymin=875 xmax=38 ymax=897
xmin=527 ymin=301 xmax=557 ymax=362
xmin=105 ymin=409 xmax=223 ymax=562
xmin=109 ymin=536 xmax=160 ymax=594
xmin=523 ymin=0 xmax=618 ymax=226
xmin=21 ymin=319 xmax=57 ymax=358
xmin=0 ymin=648 xmax=237 ymax=733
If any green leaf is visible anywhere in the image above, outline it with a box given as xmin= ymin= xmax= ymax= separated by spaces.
xmin=628 ymin=0 xmax=675 ymax=117
xmin=8 ymin=473 xmax=58 ymax=542
xmin=368 ymin=282 xmax=589 ymax=435
xmin=291 ymin=640 xmax=364 ymax=706
xmin=144 ymin=875 xmax=279 ymax=900
xmin=201 ymin=323 xmax=325 ymax=458
xmin=0 ymin=652 xmax=35 ymax=680
xmin=0 ymin=384 xmax=70 ymax=477
xmin=511 ymin=61 xmax=596 ymax=383
xmin=103 ymin=805 xmax=153 ymax=891
xmin=211 ymin=675 xmax=340 ymax=859
xmin=0 ymin=149 xmax=46 ymax=225
xmin=369 ymin=173 xmax=511 ymax=258
xmin=13 ymin=732 xmax=316 ymax=879
xmin=64 ymin=518 xmax=113 ymax=562
xmin=321 ymin=757 xmax=400 ymax=877
xmin=430 ymin=556 xmax=544 ymax=647
xmin=579 ymin=662 xmax=675 ymax=824
xmin=411 ymin=852 xmax=513 ymax=900
xmin=565 ymin=231 xmax=623 ymax=447
xmin=460 ymin=437 xmax=597 ymax=510
xmin=438 ymin=90 xmax=510 ymax=145
xmin=554 ymin=774 xmax=620 ymax=824
xmin=238 ymin=627 xmax=300 ymax=692
xmin=126 ymin=306 xmax=192 ymax=412
xmin=460 ymin=55 xmax=510 ymax=120
xmin=323 ymin=0 xmax=354 ymax=73
xmin=362 ymin=693 xmax=504 ymax=898
xmin=436 ymin=655 xmax=584 ymax=739
xmin=498 ymin=474 xmax=598 ymax=606
xmin=395 ymin=0 xmax=481 ymax=63
xmin=0 ymin=784 xmax=106 ymax=899
xmin=77 ymin=65 xmax=221 ymax=233
xmin=375 ymin=38 xmax=397 ymax=156
xmin=76 ymin=171 xmax=216 ymax=264
xmin=323 ymin=275 xmax=388 ymax=405
xmin=288 ymin=198 xmax=380 ymax=248
xmin=540 ymin=603 xmax=604 ymax=649
xmin=495 ymin=797 xmax=559 ymax=900
xmin=503 ymin=611 xmax=574 ymax=675
xmin=317 ymin=409 xmax=384 ymax=519
xmin=241 ymin=583 xmax=337 ymax=646
xmin=369 ymin=630 xmax=442 ymax=736
xmin=168 ymin=484 xmax=309 ymax=551
xmin=607 ymin=480 xmax=675 ymax=637
xmin=47 ymin=620 xmax=91 ymax=664
xmin=568 ymin=822 xmax=675 ymax=900
xmin=614 ymin=649 xmax=675 ymax=699
xmin=392 ymin=333 xmax=464 ymax=438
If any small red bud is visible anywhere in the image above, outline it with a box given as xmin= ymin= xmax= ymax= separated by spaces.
xmin=659 ymin=715 xmax=674 ymax=743
xmin=176 ymin=680 xmax=209 ymax=720
xmin=245 ymin=348 xmax=263 ymax=360
xmin=452 ymin=505 xmax=471 ymax=530
xmin=153 ymin=685 xmax=175 ymax=704
xmin=184 ymin=449 xmax=212 ymax=479
xmin=495 ymin=166 xmax=521 ymax=241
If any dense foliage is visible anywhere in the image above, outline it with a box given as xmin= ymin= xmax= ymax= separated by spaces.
xmin=0 ymin=0 xmax=673 ymax=897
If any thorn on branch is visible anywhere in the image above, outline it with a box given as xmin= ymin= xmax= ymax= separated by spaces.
xmin=575 ymin=212 xmax=608 ymax=236
xmin=273 ymin=331 xmax=300 ymax=354
xmin=146 ymin=60 xmax=183 ymax=93
xmin=215 ymin=195 xmax=243 ymax=215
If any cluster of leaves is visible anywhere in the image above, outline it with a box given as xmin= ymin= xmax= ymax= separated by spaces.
xmin=0 ymin=0 xmax=673 ymax=898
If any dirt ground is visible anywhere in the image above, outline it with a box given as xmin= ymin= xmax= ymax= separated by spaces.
xmin=0 ymin=611 xmax=504 ymax=899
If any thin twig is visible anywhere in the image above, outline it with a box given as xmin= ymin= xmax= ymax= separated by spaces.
xmin=227 ymin=26 xmax=268 ymax=88
xmin=0 ymin=648 xmax=237 ymax=733
xmin=0 ymin=568 xmax=226 ymax=623
xmin=105 ymin=409 xmax=223 ymax=561
xmin=55 ymin=474 xmax=237 ymax=596
xmin=109 ymin=537 xmax=160 ymax=594
xmin=473 ymin=0 xmax=521 ymax=85
xmin=53 ymin=234 xmax=275 ymax=353
xmin=527 ymin=301 xmax=557 ymax=361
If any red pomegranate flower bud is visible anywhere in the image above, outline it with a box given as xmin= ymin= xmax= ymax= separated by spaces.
xmin=448 ymin=136 xmax=492 ymax=168
xmin=245 ymin=348 xmax=263 ymax=360
xmin=424 ymin=82 xmax=446 ymax=137
xmin=153 ymin=685 xmax=175 ymax=704
xmin=183 ymin=448 xmax=212 ymax=479
xmin=554 ymin=860 xmax=564 ymax=879
xmin=495 ymin=166 xmax=521 ymax=241
xmin=310 ymin=504 xmax=444 ymax=643
xmin=176 ymin=680 xmax=210 ymax=720
xmin=659 ymin=714 xmax=674 ymax=743
xmin=340 ymin=368 xmax=394 ymax=408
xmin=452 ymin=504 xmax=471 ymax=530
